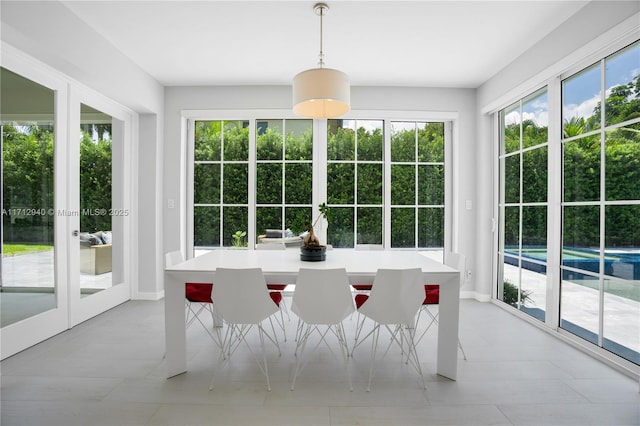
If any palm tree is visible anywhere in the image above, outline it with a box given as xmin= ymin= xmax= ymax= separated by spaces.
xmin=563 ymin=116 xmax=586 ymax=138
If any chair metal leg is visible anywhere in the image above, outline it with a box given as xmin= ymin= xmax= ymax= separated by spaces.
xmin=291 ymin=323 xmax=311 ymax=390
xmin=291 ymin=323 xmax=352 ymax=391
xmin=211 ymin=323 xmax=273 ymax=391
xmin=258 ymin=325 xmax=271 ymax=391
xmin=352 ymin=311 xmax=367 ymax=354
xmin=270 ymin=292 xmax=288 ymax=342
xmin=416 ymin=305 xmax=467 ymax=360
xmin=367 ymin=324 xmax=381 ymax=392
xmin=366 ymin=323 xmax=426 ymax=391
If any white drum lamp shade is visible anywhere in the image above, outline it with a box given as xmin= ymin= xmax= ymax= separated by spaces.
xmin=293 ymin=67 xmax=350 ymax=118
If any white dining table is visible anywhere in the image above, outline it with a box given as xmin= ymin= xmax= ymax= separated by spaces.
xmin=164 ymin=249 xmax=461 ymax=380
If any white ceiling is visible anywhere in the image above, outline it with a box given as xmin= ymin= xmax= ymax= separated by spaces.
xmin=60 ymin=1 xmax=589 ymax=88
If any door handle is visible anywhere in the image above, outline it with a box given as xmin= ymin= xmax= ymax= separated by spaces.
xmin=72 ymin=230 xmax=79 ymax=237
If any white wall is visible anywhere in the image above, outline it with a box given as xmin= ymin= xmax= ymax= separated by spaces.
xmin=475 ymin=1 xmax=640 ymax=300
xmin=137 ymin=114 xmax=165 ymax=299
xmin=0 ymin=0 xmax=163 ymax=113
xmin=163 ymin=85 xmax=479 ymax=294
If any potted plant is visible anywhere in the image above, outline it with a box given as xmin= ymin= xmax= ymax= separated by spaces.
xmin=301 ymin=203 xmax=330 ymax=261
xmin=231 ymin=230 xmax=247 ymax=248
xmin=502 ymin=279 xmax=532 ymax=307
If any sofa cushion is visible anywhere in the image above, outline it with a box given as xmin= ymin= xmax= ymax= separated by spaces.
xmin=101 ymin=231 xmax=112 ymax=244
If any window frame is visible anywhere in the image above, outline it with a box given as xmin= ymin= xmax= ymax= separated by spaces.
xmin=185 ymin=110 xmax=458 ymax=257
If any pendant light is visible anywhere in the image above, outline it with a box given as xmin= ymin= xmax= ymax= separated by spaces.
xmin=292 ymin=3 xmax=350 ymax=119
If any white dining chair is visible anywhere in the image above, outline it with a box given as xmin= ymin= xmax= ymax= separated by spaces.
xmin=290 ymin=268 xmax=356 ymax=390
xmin=352 ymin=267 xmax=426 ymax=391
xmin=209 ymin=267 xmax=281 ymax=391
xmin=255 ymin=241 xmax=290 ymax=335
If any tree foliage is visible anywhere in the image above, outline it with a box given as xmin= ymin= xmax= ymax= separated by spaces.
xmin=504 ymin=74 xmax=640 ymax=251
xmin=79 ymin=126 xmax=112 ymax=232
xmin=193 ymin=119 xmax=447 ymax=248
xmin=2 ymin=124 xmax=55 ymax=243
xmin=2 ymin=123 xmax=112 ymax=243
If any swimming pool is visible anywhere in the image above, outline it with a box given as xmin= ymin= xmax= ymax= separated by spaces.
xmin=504 ymin=246 xmax=640 ymax=281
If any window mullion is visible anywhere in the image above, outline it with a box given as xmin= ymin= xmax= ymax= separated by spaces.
xmin=384 ymin=120 xmax=392 ymax=249
xmin=248 ymin=119 xmax=256 ymax=247
xmin=598 ymin=59 xmax=606 ymax=347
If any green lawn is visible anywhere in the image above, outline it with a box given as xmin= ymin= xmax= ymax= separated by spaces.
xmin=3 ymin=244 xmax=54 ymax=256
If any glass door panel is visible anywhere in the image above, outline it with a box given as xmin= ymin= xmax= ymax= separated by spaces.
xmin=1 ymin=68 xmax=56 ymax=326
xmin=0 ymin=63 xmax=69 ymax=360
xmin=559 ymin=41 xmax=640 ymax=364
xmin=70 ymin=97 xmax=129 ymax=327
xmin=497 ymin=89 xmax=549 ymax=321
xmin=79 ymin=104 xmax=115 ymax=296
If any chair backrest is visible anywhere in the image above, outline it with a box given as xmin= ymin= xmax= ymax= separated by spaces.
xmin=256 ymin=243 xmax=286 ymax=250
xmin=213 ymin=267 xmax=278 ymax=324
xmin=165 ymin=250 xmax=184 ymax=268
xmin=358 ymin=268 xmax=424 ymax=324
xmin=291 ymin=268 xmax=355 ymax=324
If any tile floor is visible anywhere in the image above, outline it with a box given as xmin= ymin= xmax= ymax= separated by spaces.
xmin=1 ymin=298 xmax=638 ymax=426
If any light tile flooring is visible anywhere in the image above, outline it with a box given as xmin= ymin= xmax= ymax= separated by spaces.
xmin=1 ymin=298 xmax=638 ymax=426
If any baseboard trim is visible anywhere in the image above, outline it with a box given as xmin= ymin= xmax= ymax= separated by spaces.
xmin=133 ymin=290 xmax=165 ymax=301
xmin=460 ymin=290 xmax=491 ymax=302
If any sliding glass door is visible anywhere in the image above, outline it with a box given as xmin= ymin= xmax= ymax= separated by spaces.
xmin=495 ymin=39 xmax=639 ymax=367
xmin=497 ymin=89 xmax=549 ymax=320
xmin=560 ymin=41 xmax=639 ymax=364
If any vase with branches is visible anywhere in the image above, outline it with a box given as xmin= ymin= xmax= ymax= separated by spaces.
xmin=303 ymin=202 xmax=330 ymax=248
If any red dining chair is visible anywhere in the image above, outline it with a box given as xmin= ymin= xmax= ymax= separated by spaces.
xmin=165 ymin=251 xmax=222 ymax=348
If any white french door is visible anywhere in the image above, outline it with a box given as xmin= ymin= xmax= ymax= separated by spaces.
xmin=67 ymin=88 xmax=133 ymax=326
xmin=0 ymin=51 xmax=70 ymax=359
xmin=1 ymin=46 xmax=134 ymax=359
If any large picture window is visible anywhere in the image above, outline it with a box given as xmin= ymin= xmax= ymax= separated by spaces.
xmin=191 ymin=116 xmax=450 ymax=256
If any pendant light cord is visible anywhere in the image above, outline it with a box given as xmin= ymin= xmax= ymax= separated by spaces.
xmin=318 ymin=5 xmax=325 ymax=68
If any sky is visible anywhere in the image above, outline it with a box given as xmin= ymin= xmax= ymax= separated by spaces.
xmin=504 ymin=41 xmax=639 ymax=128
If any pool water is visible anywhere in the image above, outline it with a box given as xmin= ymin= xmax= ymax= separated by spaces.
xmin=504 ymin=246 xmax=640 ymax=281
